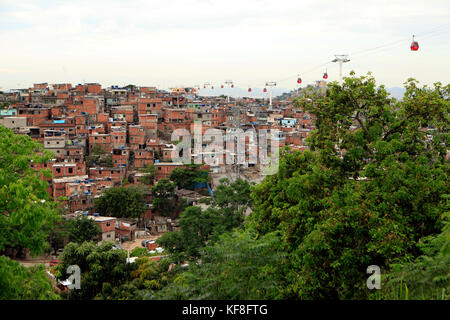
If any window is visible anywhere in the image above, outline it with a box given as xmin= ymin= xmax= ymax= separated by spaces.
xmin=106 ymin=222 xmax=111 ymax=227
xmin=68 ymin=167 xmax=73 ymax=174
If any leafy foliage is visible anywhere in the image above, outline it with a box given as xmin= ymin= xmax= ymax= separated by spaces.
xmin=169 ymin=164 xmax=210 ymax=189
xmin=156 ymin=230 xmax=285 ymax=300
xmin=139 ymin=164 xmax=156 ymax=185
xmin=248 ymin=73 xmax=449 ymax=299
xmin=0 ymin=255 xmax=60 ymax=300
xmin=56 ymin=241 xmax=136 ymax=300
xmin=157 ymin=178 xmax=252 ymax=262
xmin=0 ymin=125 xmax=60 ymax=256
xmin=68 ymin=215 xmax=99 ymax=243
xmin=94 ymin=186 xmax=145 ymax=219
xmin=151 ymin=179 xmax=177 ymax=217
xmin=374 ymin=210 xmax=450 ymax=300
xmin=130 ymin=247 xmax=151 ymax=257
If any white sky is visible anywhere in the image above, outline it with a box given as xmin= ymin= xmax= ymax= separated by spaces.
xmin=0 ymin=0 xmax=449 ymax=92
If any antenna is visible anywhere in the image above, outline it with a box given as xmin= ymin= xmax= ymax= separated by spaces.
xmin=332 ymin=54 xmax=350 ymax=83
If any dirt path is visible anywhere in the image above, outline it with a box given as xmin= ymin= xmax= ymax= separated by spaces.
xmin=121 ymin=235 xmax=162 ymax=252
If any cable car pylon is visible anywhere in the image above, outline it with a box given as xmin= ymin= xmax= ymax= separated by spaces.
xmin=332 ymin=54 xmax=350 ymax=83
xmin=265 ymin=81 xmax=277 ymax=108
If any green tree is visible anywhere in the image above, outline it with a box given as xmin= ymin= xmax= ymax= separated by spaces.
xmin=157 ymin=178 xmax=252 ymax=261
xmin=130 ymin=247 xmax=151 ymax=258
xmin=374 ymin=210 xmax=450 ymax=300
xmin=94 ymin=186 xmax=145 ymax=219
xmin=0 ymin=255 xmax=60 ymax=300
xmin=139 ymin=164 xmax=156 ymax=186
xmin=151 ymin=179 xmax=177 ymax=217
xmin=157 ymin=230 xmax=285 ymax=300
xmin=56 ymin=241 xmax=136 ymax=300
xmin=46 ymin=219 xmax=70 ymax=255
xmin=0 ymin=125 xmax=60 ymax=257
xmin=169 ymin=164 xmax=210 ymax=189
xmin=248 ymin=73 xmax=449 ymax=299
xmin=68 ymin=215 xmax=100 ymax=243
xmin=91 ymin=144 xmax=105 ymax=155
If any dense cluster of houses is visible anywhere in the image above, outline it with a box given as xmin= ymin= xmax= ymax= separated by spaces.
xmin=0 ymin=82 xmax=316 ymax=242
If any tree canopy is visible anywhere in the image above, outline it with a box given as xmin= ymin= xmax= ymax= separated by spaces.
xmin=157 ymin=178 xmax=252 ymax=262
xmin=68 ymin=215 xmax=100 ymax=243
xmin=55 ymin=241 xmax=135 ymax=300
xmin=169 ymin=164 xmax=210 ymax=189
xmin=0 ymin=255 xmax=60 ymax=300
xmin=0 ymin=125 xmax=60 ymax=256
xmin=94 ymin=186 xmax=145 ymax=219
xmin=151 ymin=179 xmax=177 ymax=217
xmin=248 ymin=73 xmax=449 ymax=299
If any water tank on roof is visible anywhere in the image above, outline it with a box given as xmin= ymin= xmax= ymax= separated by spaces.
xmin=94 ymin=213 xmax=99 ymax=216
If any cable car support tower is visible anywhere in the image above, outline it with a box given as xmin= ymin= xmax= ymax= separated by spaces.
xmin=265 ymin=81 xmax=277 ymax=108
xmin=332 ymin=54 xmax=350 ymax=83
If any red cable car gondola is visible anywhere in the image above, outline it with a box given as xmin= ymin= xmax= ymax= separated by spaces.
xmin=231 ymin=84 xmax=234 ymax=88
xmin=203 ymin=85 xmax=206 ymax=89
xmin=248 ymin=88 xmax=252 ymax=92
xmin=221 ymin=84 xmax=224 ymax=88
xmin=323 ymin=70 xmax=328 ymax=79
xmin=297 ymin=77 xmax=302 ymax=84
xmin=410 ymin=35 xmax=419 ymax=51
xmin=263 ymin=88 xmax=267 ymax=93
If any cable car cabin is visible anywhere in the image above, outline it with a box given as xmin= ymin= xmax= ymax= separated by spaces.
xmin=323 ymin=73 xmax=328 ymax=79
xmin=221 ymin=85 xmax=224 ymax=88
xmin=248 ymin=88 xmax=252 ymax=92
xmin=263 ymin=88 xmax=267 ymax=92
xmin=297 ymin=78 xmax=302 ymax=84
xmin=410 ymin=41 xmax=419 ymax=51
xmin=231 ymin=84 xmax=234 ymax=88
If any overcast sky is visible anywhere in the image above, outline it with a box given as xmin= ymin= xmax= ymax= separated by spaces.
xmin=0 ymin=0 xmax=449 ymax=92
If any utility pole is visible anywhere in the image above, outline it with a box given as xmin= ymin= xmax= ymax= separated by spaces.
xmin=265 ymin=81 xmax=277 ymax=108
xmin=332 ymin=54 xmax=350 ymax=83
